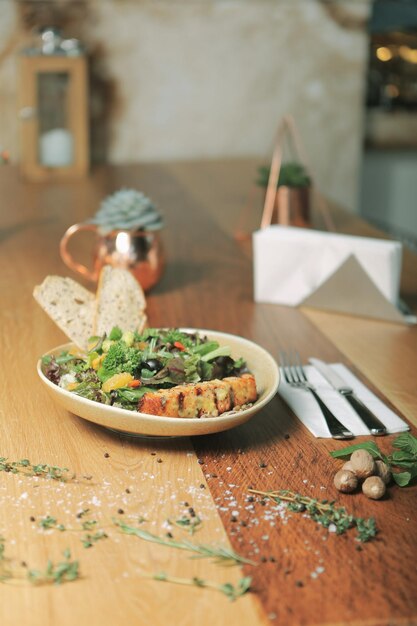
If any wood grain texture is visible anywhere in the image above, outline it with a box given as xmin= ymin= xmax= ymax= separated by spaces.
xmin=0 ymin=160 xmax=416 ymax=626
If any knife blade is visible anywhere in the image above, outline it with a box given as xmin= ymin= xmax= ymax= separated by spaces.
xmin=309 ymin=358 xmax=387 ymax=436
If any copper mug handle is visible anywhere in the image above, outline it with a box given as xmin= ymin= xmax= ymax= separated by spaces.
xmin=60 ymin=223 xmax=99 ymax=282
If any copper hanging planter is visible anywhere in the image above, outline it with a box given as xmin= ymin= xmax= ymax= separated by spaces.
xmin=259 ymin=115 xmax=335 ymax=232
xmin=270 ymin=184 xmax=310 ymax=227
xmin=234 ymin=115 xmax=336 ymax=240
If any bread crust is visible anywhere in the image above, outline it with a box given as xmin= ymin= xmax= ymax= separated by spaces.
xmin=94 ymin=266 xmax=147 ymax=336
xmin=33 ymin=276 xmax=95 ymax=349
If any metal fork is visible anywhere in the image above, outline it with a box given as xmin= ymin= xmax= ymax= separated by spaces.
xmin=280 ymin=350 xmax=354 ymax=440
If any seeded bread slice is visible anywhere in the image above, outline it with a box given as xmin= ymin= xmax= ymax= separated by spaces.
xmin=93 ymin=265 xmax=147 ymax=337
xmin=33 ymin=276 xmax=95 ymax=350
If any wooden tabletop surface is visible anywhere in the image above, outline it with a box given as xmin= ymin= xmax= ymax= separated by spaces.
xmin=0 ymin=159 xmax=416 ymax=626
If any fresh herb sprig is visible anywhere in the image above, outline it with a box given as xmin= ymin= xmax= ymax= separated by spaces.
xmin=114 ymin=519 xmax=255 ymax=565
xmin=169 ymin=514 xmax=203 ymax=536
xmin=0 ymin=457 xmax=72 ymax=481
xmin=248 ymin=489 xmax=378 ymax=542
xmin=144 ymin=571 xmax=252 ymax=601
xmin=35 ymin=513 xmax=109 ymax=549
xmin=38 ymin=516 xmax=66 ymax=531
xmin=0 ymin=540 xmax=79 ymax=586
xmin=330 ymin=433 xmax=417 ymax=487
xmin=27 ymin=549 xmax=79 ymax=585
xmin=81 ymin=530 xmax=108 ymax=549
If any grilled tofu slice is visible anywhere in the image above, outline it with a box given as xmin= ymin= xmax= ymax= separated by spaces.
xmin=138 ymin=373 xmax=257 ymax=418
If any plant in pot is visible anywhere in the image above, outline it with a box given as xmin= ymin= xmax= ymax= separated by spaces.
xmin=257 ymin=162 xmax=311 ymax=227
xmin=60 ymin=189 xmax=165 ymax=291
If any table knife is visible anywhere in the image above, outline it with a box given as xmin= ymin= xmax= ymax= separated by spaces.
xmin=309 ymin=358 xmax=387 ymax=436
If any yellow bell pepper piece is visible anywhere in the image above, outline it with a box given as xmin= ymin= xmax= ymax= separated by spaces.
xmin=102 ymin=373 xmax=134 ymax=393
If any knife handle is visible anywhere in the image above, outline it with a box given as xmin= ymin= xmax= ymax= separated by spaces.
xmin=309 ymin=388 xmax=354 ymax=439
xmin=344 ymin=393 xmax=387 ymax=436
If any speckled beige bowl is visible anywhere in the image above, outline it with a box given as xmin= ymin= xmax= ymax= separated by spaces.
xmin=37 ymin=329 xmax=280 ymax=437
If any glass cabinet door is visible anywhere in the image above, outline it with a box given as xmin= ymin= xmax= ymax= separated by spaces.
xmin=37 ymin=71 xmax=74 ymax=167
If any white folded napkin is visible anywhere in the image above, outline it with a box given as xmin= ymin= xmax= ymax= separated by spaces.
xmin=253 ymin=226 xmax=411 ymax=324
xmin=278 ymin=363 xmax=409 ymax=438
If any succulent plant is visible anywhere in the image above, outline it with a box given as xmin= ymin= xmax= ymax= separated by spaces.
xmin=89 ymin=188 xmax=164 ymax=234
xmin=257 ymin=162 xmax=311 ymax=189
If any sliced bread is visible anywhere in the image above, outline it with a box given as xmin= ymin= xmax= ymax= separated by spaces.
xmin=33 ymin=276 xmax=95 ymax=349
xmin=93 ymin=265 xmax=147 ymax=337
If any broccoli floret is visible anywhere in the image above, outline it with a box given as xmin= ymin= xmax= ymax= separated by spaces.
xmin=122 ymin=330 xmax=135 ymax=347
xmin=109 ymin=326 xmax=123 ymax=341
xmin=98 ymin=341 xmax=142 ymax=381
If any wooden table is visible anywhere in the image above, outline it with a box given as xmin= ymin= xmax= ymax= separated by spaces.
xmin=0 ymin=160 xmax=416 ymax=626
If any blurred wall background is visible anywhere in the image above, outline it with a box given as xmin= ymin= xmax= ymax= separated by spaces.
xmin=0 ymin=0 xmax=371 ymax=213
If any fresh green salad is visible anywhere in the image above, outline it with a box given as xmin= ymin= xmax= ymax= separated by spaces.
xmin=42 ymin=328 xmax=248 ymax=411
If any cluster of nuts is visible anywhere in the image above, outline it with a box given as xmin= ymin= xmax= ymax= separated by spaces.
xmin=333 ymin=449 xmax=391 ymax=500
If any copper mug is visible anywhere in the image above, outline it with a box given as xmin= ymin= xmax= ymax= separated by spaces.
xmin=60 ymin=223 xmax=164 ymax=291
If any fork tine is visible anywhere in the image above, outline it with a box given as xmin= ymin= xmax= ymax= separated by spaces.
xmin=279 ymin=350 xmax=293 ymax=384
xmin=279 ymin=349 xmax=354 ymax=439
xmin=287 ymin=349 xmax=299 ymax=384
xmin=294 ymin=351 xmax=307 ymax=382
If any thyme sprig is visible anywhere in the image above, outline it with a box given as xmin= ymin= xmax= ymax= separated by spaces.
xmin=38 ymin=516 xmax=66 ymax=531
xmin=144 ymin=571 xmax=252 ymax=601
xmin=248 ymin=489 xmax=378 ymax=542
xmin=81 ymin=530 xmax=108 ymax=549
xmin=0 ymin=457 xmax=72 ymax=482
xmin=35 ymin=513 xmax=109 ymax=549
xmin=27 ymin=549 xmax=80 ymax=585
xmin=0 ymin=540 xmax=79 ymax=586
xmin=114 ymin=519 xmax=255 ymax=565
